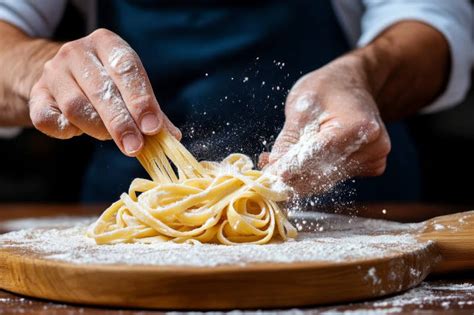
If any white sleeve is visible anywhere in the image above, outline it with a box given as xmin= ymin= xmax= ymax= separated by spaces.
xmin=359 ymin=0 xmax=473 ymax=113
xmin=0 ymin=0 xmax=66 ymax=37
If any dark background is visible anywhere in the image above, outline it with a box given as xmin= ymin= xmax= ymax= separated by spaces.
xmin=0 ymin=2 xmax=473 ymax=204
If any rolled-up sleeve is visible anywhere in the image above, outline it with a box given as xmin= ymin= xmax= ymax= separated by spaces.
xmin=359 ymin=0 xmax=473 ymax=113
xmin=0 ymin=0 xmax=66 ymax=37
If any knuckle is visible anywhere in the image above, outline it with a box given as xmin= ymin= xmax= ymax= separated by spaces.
xmin=90 ymin=28 xmax=114 ymax=40
xmin=277 ymin=127 xmax=300 ymax=145
xmin=110 ymin=54 xmax=138 ymax=75
xmin=56 ymin=41 xmax=78 ymax=59
xmin=349 ymin=118 xmax=382 ymax=144
xmin=127 ymin=94 xmax=154 ymax=114
xmin=365 ymin=120 xmax=382 ymax=139
xmin=108 ymin=110 xmax=135 ymax=135
xmin=30 ymin=111 xmax=47 ymax=130
xmin=30 ymin=107 xmax=51 ymax=131
xmin=42 ymin=60 xmax=55 ymax=76
xmin=61 ymin=96 xmax=89 ymax=119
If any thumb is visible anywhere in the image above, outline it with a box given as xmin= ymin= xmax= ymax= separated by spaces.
xmin=258 ymin=152 xmax=270 ymax=169
xmin=268 ymin=123 xmax=301 ymax=164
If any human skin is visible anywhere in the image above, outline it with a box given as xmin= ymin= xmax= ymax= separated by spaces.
xmin=260 ymin=21 xmax=449 ymax=195
xmin=0 ymin=23 xmax=180 ymax=156
xmin=0 ymin=21 xmax=448 ymax=194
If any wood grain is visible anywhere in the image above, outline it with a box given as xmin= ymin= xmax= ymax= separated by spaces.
xmin=0 ymin=245 xmax=437 ymax=309
xmin=0 ymin=208 xmax=474 ymax=309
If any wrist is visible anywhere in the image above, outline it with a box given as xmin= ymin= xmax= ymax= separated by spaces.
xmin=0 ymin=32 xmax=60 ymax=126
xmin=349 ymin=21 xmax=450 ymax=120
xmin=12 ymin=39 xmax=60 ymax=100
xmin=351 ymin=38 xmax=400 ymax=100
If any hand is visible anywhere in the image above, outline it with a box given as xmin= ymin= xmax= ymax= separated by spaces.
xmin=261 ymin=56 xmax=391 ymax=196
xmin=29 ymin=28 xmax=180 ymax=156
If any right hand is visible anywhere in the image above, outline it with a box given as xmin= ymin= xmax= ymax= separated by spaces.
xmin=29 ymin=28 xmax=180 ymax=156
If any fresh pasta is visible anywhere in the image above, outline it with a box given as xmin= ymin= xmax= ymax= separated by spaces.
xmin=88 ymin=131 xmax=297 ymax=245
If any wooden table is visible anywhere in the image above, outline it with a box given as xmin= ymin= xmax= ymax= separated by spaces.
xmin=1 ymin=203 xmax=474 ymax=314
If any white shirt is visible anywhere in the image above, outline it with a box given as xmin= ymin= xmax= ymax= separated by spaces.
xmin=0 ymin=0 xmax=472 ymax=137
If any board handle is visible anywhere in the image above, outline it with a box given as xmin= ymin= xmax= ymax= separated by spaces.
xmin=418 ymin=210 xmax=474 ymax=273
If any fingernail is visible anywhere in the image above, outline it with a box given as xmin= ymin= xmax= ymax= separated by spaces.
xmin=140 ymin=113 xmax=160 ymax=133
xmin=122 ymin=132 xmax=142 ymax=155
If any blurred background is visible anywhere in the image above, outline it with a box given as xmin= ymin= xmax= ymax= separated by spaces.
xmin=0 ymin=1 xmax=473 ymax=205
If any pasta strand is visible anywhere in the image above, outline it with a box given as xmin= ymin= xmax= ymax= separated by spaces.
xmin=88 ymin=130 xmax=297 ymax=245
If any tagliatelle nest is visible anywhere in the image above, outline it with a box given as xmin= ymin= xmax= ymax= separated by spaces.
xmin=88 ymin=131 xmax=297 ymax=245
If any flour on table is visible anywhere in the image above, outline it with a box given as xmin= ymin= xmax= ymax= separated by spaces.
xmin=0 ymin=216 xmax=93 ymax=231
xmin=3 ymin=281 xmax=473 ymax=314
xmin=0 ymin=213 xmax=428 ymax=267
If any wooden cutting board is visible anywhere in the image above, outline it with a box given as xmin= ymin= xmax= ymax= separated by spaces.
xmin=0 ymin=211 xmax=473 ymax=310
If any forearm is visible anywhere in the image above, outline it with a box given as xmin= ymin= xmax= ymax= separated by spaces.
xmin=0 ymin=21 xmax=60 ymax=126
xmin=354 ymin=21 xmax=450 ymax=121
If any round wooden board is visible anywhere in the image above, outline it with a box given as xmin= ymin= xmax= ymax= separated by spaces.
xmin=0 ymin=233 xmax=440 ymax=309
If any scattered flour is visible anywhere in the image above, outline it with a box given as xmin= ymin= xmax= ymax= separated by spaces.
xmin=81 ymin=102 xmax=99 ymax=121
xmin=294 ymin=94 xmax=312 ymax=113
xmin=107 ymin=46 xmax=147 ymax=95
xmin=0 ymin=216 xmax=93 ymax=231
xmin=86 ymin=51 xmax=122 ymax=105
xmin=1 ymin=215 xmax=471 ymax=313
xmin=369 ymin=282 xmax=474 ymax=309
xmin=0 ymin=213 xmax=427 ymax=267
xmin=40 ymin=107 xmax=70 ymax=131
xmin=0 ymin=227 xmax=426 ymax=267
xmin=2 ymin=281 xmax=473 ymax=313
xmin=56 ymin=114 xmax=68 ymax=130
xmin=365 ymin=267 xmax=381 ymax=286
xmin=108 ymin=47 xmax=134 ymax=73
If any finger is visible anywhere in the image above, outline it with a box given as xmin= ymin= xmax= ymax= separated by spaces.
xmin=96 ymin=41 xmax=164 ymax=135
xmin=45 ymin=68 xmax=109 ymax=140
xmin=67 ymin=48 xmax=143 ymax=156
xmin=258 ymin=152 xmax=270 ymax=169
xmin=356 ymin=158 xmax=387 ymax=177
xmin=163 ymin=115 xmax=182 ymax=140
xmin=29 ymin=82 xmax=82 ymax=139
xmin=272 ymin=128 xmax=341 ymax=194
xmin=348 ymin=134 xmax=391 ymax=166
xmin=268 ymin=123 xmax=301 ymax=164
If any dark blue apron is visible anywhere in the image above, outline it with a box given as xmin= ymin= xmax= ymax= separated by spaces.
xmin=82 ymin=0 xmax=420 ymax=202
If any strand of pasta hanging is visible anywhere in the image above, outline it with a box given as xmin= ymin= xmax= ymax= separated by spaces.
xmin=88 ymin=130 xmax=297 ymax=245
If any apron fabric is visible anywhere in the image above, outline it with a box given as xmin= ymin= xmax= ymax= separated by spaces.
xmin=82 ymin=0 xmax=420 ymax=202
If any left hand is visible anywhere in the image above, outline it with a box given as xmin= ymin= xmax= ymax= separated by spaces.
xmin=260 ymin=55 xmax=391 ymax=196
